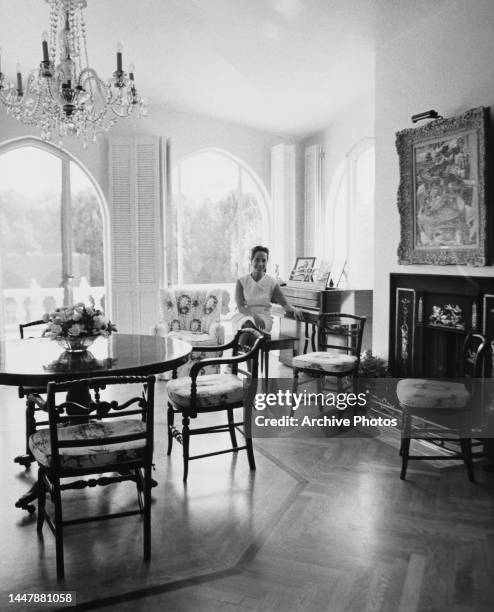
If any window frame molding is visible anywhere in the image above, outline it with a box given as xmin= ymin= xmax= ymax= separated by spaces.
xmin=324 ymin=137 xmax=375 ymax=282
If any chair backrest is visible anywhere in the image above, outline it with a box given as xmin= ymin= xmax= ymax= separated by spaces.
xmin=45 ymin=375 xmax=155 ymax=472
xmin=19 ymin=319 xmax=45 ymax=339
xmin=317 ymin=312 xmax=366 ymax=361
xmin=462 ymin=333 xmax=486 ymax=378
xmin=159 ymin=287 xmax=229 ymax=333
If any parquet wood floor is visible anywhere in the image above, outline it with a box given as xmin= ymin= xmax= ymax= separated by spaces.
xmin=1 ymin=359 xmax=493 ymax=612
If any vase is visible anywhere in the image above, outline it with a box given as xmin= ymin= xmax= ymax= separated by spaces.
xmin=56 ymin=336 xmax=97 ymax=353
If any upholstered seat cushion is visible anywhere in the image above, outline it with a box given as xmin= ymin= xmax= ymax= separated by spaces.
xmin=167 ymin=374 xmax=244 ymax=409
xmin=292 ymin=351 xmax=358 ymax=373
xmin=29 ymin=419 xmax=146 ymax=470
xmin=396 ymin=379 xmax=469 ymax=410
xmin=167 ymin=330 xmax=214 ymax=345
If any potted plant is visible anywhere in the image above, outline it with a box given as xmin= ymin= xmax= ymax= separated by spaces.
xmin=358 ymin=350 xmax=391 ymax=398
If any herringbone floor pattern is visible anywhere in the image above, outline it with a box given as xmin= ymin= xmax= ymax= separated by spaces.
xmin=1 ymin=370 xmax=493 ymax=611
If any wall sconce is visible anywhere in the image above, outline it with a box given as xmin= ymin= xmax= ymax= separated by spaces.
xmin=411 ymin=110 xmax=442 ymax=123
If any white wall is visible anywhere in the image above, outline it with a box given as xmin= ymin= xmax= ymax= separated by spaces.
xmin=374 ymin=0 xmax=494 ymax=357
xmin=300 ymin=95 xmax=375 ymax=257
xmin=111 ymin=107 xmax=288 ymax=199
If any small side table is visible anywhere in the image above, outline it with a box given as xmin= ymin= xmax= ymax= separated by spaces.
xmin=261 ymin=333 xmax=298 ymax=389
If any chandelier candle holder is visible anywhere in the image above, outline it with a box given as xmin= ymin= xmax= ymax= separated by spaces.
xmin=0 ymin=0 xmax=147 ymax=145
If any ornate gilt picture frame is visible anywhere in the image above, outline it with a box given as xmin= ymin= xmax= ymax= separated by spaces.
xmin=396 ymin=106 xmax=490 ymax=265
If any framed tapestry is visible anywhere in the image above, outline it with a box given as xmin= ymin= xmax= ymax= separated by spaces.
xmin=396 ymin=106 xmax=490 ymax=265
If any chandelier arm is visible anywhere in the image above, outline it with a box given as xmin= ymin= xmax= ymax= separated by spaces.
xmin=1 ymin=0 xmax=147 ymax=143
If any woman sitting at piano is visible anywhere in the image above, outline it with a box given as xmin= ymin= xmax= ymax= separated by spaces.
xmin=232 ymin=245 xmax=303 ymax=334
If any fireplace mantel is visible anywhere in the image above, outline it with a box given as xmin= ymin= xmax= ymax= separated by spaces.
xmin=389 ymin=273 xmax=494 ymax=377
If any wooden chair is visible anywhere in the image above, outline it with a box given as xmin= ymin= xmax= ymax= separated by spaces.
xmin=15 ymin=320 xmax=48 ymax=469
xmin=30 ymin=375 xmax=155 ymax=579
xmin=19 ymin=319 xmax=45 ymax=339
xmin=292 ymin=313 xmax=366 ymax=398
xmin=166 ymin=328 xmax=264 ymax=482
xmin=397 ymin=333 xmax=486 ymax=482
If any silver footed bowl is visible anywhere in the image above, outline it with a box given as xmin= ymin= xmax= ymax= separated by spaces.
xmin=55 ymin=335 xmax=97 ymax=352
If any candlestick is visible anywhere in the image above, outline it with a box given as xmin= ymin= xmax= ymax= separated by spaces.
xmin=116 ymin=42 xmax=123 ymax=72
xmin=42 ymin=31 xmax=49 ymax=63
xmin=16 ymin=63 xmax=22 ymax=93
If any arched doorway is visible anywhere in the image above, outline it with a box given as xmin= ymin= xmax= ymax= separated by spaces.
xmin=0 ymin=138 xmax=108 ymax=339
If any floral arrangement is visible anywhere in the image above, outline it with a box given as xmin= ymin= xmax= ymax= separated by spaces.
xmin=43 ymin=301 xmax=117 ymax=340
xmin=429 ymin=304 xmax=464 ymax=329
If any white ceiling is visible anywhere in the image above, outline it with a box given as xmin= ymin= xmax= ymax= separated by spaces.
xmin=0 ymin=0 xmax=448 ymax=137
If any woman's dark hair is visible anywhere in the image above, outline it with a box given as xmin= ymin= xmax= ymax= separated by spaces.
xmin=250 ymin=245 xmax=269 ymax=260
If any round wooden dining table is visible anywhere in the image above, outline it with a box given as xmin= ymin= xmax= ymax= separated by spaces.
xmin=0 ymin=333 xmax=192 ymax=386
xmin=0 ymin=333 xmax=192 ymax=511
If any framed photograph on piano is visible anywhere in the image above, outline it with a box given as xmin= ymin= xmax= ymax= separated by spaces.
xmin=289 ymin=257 xmax=316 ymax=282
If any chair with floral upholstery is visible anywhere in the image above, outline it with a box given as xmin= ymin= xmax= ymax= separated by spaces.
xmin=166 ymin=328 xmax=264 ymax=482
xmin=152 ymin=286 xmax=230 ymax=377
xmin=397 ymin=333 xmax=486 ymax=482
xmin=292 ymin=312 xmax=366 ymax=396
xmin=30 ymin=375 xmax=155 ymax=579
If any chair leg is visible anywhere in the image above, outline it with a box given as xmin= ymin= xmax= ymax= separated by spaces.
xmin=460 ymin=438 xmax=475 ymax=482
xmin=167 ymin=403 xmax=174 ymax=456
xmin=14 ymin=397 xmax=36 ymax=468
xmin=400 ymin=413 xmax=411 ymax=481
xmin=246 ymin=436 xmax=256 ymax=471
xmin=227 ymin=408 xmax=238 ymax=450
xmin=182 ymin=415 xmax=190 ymax=483
xmin=316 ymin=376 xmax=324 ymax=413
xmin=291 ymin=369 xmax=299 ymax=417
xmin=143 ymin=465 xmax=152 ymax=561
xmin=53 ymin=480 xmax=64 ymax=580
xmin=37 ymin=468 xmax=46 ymax=532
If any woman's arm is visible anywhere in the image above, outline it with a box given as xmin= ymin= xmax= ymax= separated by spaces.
xmin=272 ymin=283 xmax=304 ymax=319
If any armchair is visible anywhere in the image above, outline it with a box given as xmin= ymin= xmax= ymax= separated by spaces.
xmin=152 ymin=286 xmax=230 ymax=376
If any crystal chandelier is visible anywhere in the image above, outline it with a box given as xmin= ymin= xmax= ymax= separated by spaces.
xmin=0 ymin=0 xmax=147 ymax=145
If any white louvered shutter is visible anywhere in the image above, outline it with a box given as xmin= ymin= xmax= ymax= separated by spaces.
xmin=110 ymin=136 xmax=161 ymax=333
xmin=304 ymin=144 xmax=324 ymax=257
xmin=271 ymin=144 xmax=296 ymax=278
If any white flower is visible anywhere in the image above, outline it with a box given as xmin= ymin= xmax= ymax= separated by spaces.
xmin=92 ymin=315 xmax=106 ymax=330
xmin=72 ymin=311 xmax=82 ymax=321
xmin=68 ymin=324 xmax=83 ymax=337
xmin=50 ymin=324 xmax=63 ymax=336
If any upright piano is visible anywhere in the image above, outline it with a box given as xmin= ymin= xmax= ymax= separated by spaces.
xmin=276 ymin=282 xmax=373 ymax=364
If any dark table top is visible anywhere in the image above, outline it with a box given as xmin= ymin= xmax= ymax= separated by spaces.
xmin=0 ymin=334 xmax=192 ymax=386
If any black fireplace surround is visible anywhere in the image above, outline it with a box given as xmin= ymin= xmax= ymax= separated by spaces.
xmin=389 ymin=273 xmax=494 ymax=377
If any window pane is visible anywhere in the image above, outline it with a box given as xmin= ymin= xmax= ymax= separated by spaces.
xmin=70 ymin=162 xmax=105 ymax=310
xmin=0 ymin=147 xmax=62 ymax=337
xmin=177 ymin=152 xmax=265 ymax=284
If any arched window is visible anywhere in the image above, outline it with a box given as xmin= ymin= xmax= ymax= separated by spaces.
xmin=0 ymin=139 xmax=108 ymax=339
xmin=325 ymin=139 xmax=375 ymax=288
xmin=171 ymin=150 xmax=269 ymax=285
